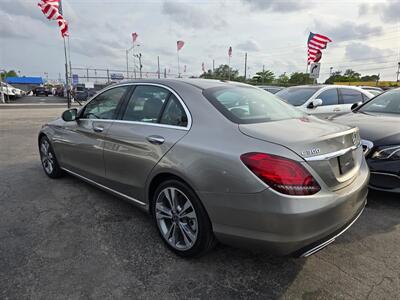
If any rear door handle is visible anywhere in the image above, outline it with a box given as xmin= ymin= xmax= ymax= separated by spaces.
xmin=93 ymin=126 xmax=104 ymax=133
xmin=147 ymin=135 xmax=165 ymax=145
xmin=333 ymin=108 xmax=341 ymax=112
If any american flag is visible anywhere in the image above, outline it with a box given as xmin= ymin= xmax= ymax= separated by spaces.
xmin=228 ymin=46 xmax=232 ymax=57
xmin=38 ymin=0 xmax=69 ymax=37
xmin=177 ymin=40 xmax=185 ymax=51
xmin=132 ymin=32 xmax=138 ymax=44
xmin=307 ymin=32 xmax=331 ymax=64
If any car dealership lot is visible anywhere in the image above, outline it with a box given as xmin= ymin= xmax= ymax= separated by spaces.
xmin=1 ymin=106 xmax=399 ymax=299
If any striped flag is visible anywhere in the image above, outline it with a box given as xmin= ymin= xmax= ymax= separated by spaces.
xmin=228 ymin=46 xmax=232 ymax=57
xmin=307 ymin=32 xmax=331 ymax=64
xmin=177 ymin=40 xmax=185 ymax=51
xmin=38 ymin=0 xmax=69 ymax=37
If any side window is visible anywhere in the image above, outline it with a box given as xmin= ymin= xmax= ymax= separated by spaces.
xmin=340 ymin=89 xmax=363 ymax=104
xmin=82 ymin=86 xmax=128 ymax=119
xmin=160 ymin=95 xmax=188 ymax=127
xmin=123 ymin=86 xmax=169 ymax=123
xmin=317 ymin=89 xmax=338 ymax=106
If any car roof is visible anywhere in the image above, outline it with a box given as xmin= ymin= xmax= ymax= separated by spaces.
xmin=120 ymin=78 xmax=253 ymax=91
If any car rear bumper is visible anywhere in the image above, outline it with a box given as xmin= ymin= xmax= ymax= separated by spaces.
xmin=199 ymin=159 xmax=369 ymax=256
xmin=368 ymin=172 xmax=400 ymax=194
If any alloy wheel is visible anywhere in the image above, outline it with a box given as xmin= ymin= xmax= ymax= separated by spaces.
xmin=155 ymin=187 xmax=198 ymax=251
xmin=40 ymin=139 xmax=54 ymax=174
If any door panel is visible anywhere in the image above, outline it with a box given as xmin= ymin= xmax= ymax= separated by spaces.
xmin=307 ymin=88 xmax=340 ymax=118
xmin=53 ymin=85 xmax=130 ymax=182
xmin=55 ymin=120 xmax=113 ymax=182
xmin=103 ymin=85 xmax=189 ymax=201
xmin=103 ymin=123 xmax=187 ymax=200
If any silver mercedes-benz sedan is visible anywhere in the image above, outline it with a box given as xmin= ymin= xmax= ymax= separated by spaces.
xmin=38 ymin=79 xmax=369 ymax=257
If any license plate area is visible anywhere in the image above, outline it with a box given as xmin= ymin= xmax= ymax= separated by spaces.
xmin=338 ymin=151 xmax=354 ymax=174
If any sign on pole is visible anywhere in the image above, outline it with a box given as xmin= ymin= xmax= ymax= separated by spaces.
xmin=309 ymin=63 xmax=321 ymax=79
xmin=72 ymin=74 xmax=79 ymax=86
xmin=110 ymin=73 xmax=124 ymax=81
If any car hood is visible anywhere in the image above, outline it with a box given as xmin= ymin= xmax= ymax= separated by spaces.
xmin=332 ymin=112 xmax=400 ymax=145
xmin=238 ymin=116 xmax=357 ymax=160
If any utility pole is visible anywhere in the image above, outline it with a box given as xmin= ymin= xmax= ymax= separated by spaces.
xmin=86 ymin=68 xmax=89 ymax=82
xmin=164 ymin=68 xmax=167 ymax=78
xmin=244 ymin=52 xmax=248 ymax=80
xmin=397 ymin=62 xmax=400 ymax=82
xmin=329 ymin=67 xmax=333 ymax=76
xmin=157 ymin=56 xmax=160 ymax=79
xmin=262 ymin=64 xmax=265 ymax=84
xmin=107 ymin=69 xmax=110 ymax=83
xmin=212 ymin=59 xmax=215 ymax=74
xmin=126 ymin=49 xmax=129 ymax=79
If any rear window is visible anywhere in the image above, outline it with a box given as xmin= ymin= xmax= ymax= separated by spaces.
xmin=275 ymin=87 xmax=321 ymax=106
xmin=203 ymin=86 xmax=304 ymax=124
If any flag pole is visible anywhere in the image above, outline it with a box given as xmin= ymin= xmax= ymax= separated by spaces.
xmin=228 ymin=55 xmax=231 ymax=80
xmin=177 ymin=49 xmax=180 ymax=78
xmin=63 ymin=37 xmax=70 ymax=108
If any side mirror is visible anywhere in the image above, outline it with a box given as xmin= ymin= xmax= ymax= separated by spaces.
xmin=62 ymin=108 xmax=78 ymax=122
xmin=351 ymin=101 xmax=362 ymax=111
xmin=307 ymin=98 xmax=323 ymax=109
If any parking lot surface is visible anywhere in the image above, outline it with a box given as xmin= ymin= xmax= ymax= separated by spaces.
xmin=1 ymin=105 xmax=399 ymax=299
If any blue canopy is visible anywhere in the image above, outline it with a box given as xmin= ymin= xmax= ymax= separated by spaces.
xmin=5 ymin=77 xmax=43 ymax=84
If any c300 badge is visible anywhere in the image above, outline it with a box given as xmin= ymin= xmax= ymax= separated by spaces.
xmin=301 ymin=148 xmax=321 ymax=156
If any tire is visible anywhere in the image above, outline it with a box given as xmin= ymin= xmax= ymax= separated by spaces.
xmin=39 ymin=136 xmax=64 ymax=178
xmin=152 ymin=179 xmax=216 ymax=258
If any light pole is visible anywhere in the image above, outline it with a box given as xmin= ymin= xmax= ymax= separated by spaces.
xmin=126 ymin=44 xmax=140 ymax=80
xmin=134 ymin=53 xmax=143 ymax=78
xmin=0 ymin=69 xmax=5 ymax=104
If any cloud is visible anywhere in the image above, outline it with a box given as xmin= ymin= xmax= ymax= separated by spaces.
xmin=376 ymin=0 xmax=400 ymax=23
xmin=236 ymin=39 xmax=260 ymax=52
xmin=242 ymin=0 xmax=307 ymax=12
xmin=344 ymin=42 xmax=396 ymax=63
xmin=358 ymin=3 xmax=369 ymax=16
xmin=0 ymin=0 xmax=45 ymax=21
xmin=0 ymin=12 xmax=38 ymax=39
xmin=162 ymin=1 xmax=226 ymax=29
xmin=314 ymin=21 xmax=383 ymax=42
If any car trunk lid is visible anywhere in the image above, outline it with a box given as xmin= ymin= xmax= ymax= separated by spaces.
xmin=239 ymin=117 xmax=363 ymax=190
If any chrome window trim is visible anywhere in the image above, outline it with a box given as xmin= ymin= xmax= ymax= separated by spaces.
xmin=79 ymin=82 xmax=192 ymax=131
xmin=304 ymin=144 xmax=361 ymax=161
xmin=61 ymin=167 xmax=147 ymax=206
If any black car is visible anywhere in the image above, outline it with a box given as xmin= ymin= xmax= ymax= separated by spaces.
xmin=332 ymin=88 xmax=400 ymax=193
xmin=33 ymin=87 xmax=50 ymax=96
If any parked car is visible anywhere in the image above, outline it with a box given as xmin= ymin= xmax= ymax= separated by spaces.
xmin=33 ymin=86 xmax=51 ymax=96
xmin=257 ymin=85 xmax=284 ymax=94
xmin=332 ymin=88 xmax=400 ymax=193
xmin=359 ymin=86 xmax=383 ymax=96
xmin=276 ymin=85 xmax=374 ymax=118
xmin=38 ymin=79 xmax=369 ymax=257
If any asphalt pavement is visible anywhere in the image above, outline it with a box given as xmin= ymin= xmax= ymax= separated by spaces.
xmin=0 ymin=105 xmax=399 ymax=299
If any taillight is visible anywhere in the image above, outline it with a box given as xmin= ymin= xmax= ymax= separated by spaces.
xmin=240 ymin=152 xmax=320 ymax=196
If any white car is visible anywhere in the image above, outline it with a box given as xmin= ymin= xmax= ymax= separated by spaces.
xmin=276 ymin=85 xmax=374 ymax=118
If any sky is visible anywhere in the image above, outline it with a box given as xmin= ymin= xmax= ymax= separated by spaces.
xmin=1 ymin=0 xmax=400 ymax=83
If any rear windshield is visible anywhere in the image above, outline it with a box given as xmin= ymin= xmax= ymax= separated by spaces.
xmin=203 ymin=86 xmax=304 ymax=124
xmin=275 ymin=87 xmax=321 ymax=106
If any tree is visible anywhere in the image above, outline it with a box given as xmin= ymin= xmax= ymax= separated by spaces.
xmin=251 ymin=69 xmax=275 ymax=84
xmin=200 ymin=64 xmax=239 ymax=80
xmin=324 ymin=69 xmax=375 ymax=84
xmin=0 ymin=70 xmax=18 ymax=80
xmin=288 ymin=72 xmax=313 ymax=85
xmin=276 ymin=73 xmax=289 ymax=85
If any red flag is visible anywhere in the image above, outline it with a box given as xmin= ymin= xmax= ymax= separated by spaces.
xmin=228 ymin=46 xmax=232 ymax=57
xmin=177 ymin=40 xmax=185 ymax=51
xmin=132 ymin=32 xmax=138 ymax=44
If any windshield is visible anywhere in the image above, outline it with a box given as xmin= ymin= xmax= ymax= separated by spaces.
xmin=203 ymin=86 xmax=304 ymax=124
xmin=275 ymin=87 xmax=321 ymax=106
xmin=359 ymin=89 xmax=400 ymax=114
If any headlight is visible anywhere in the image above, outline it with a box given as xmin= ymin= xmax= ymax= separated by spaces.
xmin=371 ymin=145 xmax=400 ymax=160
